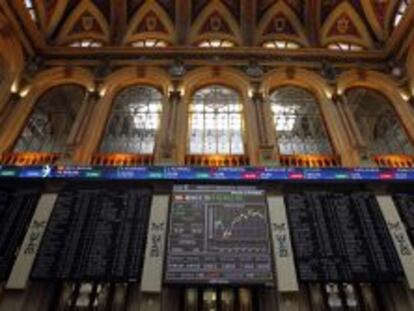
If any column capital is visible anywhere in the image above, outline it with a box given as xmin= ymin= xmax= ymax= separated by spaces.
xmin=9 ymin=93 xmax=22 ymax=102
xmin=88 ymin=90 xmax=100 ymax=102
xmin=251 ymin=91 xmax=265 ymax=105
xmin=409 ymin=95 xmax=414 ymax=107
xmin=169 ymin=90 xmax=181 ymax=103
xmin=331 ymin=91 xmax=345 ymax=105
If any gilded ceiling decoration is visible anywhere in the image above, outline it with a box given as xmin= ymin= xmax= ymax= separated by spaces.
xmin=3 ymin=0 xmax=413 ymax=50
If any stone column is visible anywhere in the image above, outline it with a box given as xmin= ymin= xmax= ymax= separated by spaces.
xmin=393 ymin=95 xmax=414 ymax=146
xmin=332 ymin=93 xmax=372 ymax=166
xmin=0 ymin=93 xmax=20 ymax=134
xmin=156 ymin=90 xmax=181 ymax=165
xmin=71 ymin=91 xmax=100 ymax=164
xmin=251 ymin=91 xmax=278 ymax=166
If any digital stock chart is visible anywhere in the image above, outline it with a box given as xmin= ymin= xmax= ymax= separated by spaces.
xmin=165 ymin=185 xmax=273 ymax=285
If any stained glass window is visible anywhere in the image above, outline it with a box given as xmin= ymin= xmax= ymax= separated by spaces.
xmin=100 ymin=86 xmax=163 ymax=154
xmin=347 ymin=88 xmax=414 ymax=155
xmin=270 ymin=86 xmax=333 ymax=155
xmin=188 ymin=86 xmax=244 ymax=155
xmin=14 ymin=85 xmax=85 ymax=153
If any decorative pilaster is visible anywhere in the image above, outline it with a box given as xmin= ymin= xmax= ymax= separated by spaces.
xmin=0 ymin=92 xmax=20 ymax=133
xmin=251 ymin=91 xmax=278 ymax=166
xmin=0 ymin=92 xmax=26 ymax=154
xmin=71 ymin=90 xmax=100 ymax=164
xmin=156 ymin=90 xmax=181 ymax=164
xmin=332 ymin=93 xmax=373 ymax=166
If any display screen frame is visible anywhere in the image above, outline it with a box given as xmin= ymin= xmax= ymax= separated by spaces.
xmin=164 ymin=184 xmax=274 ymax=286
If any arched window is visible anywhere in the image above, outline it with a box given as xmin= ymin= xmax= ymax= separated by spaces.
xmin=14 ymin=85 xmax=85 ymax=153
xmin=188 ymin=86 xmax=244 ymax=155
xmin=327 ymin=42 xmax=364 ymax=51
xmin=69 ymin=40 xmax=103 ymax=48
xmin=270 ymin=86 xmax=333 ymax=155
xmin=263 ymin=40 xmax=301 ymax=49
xmin=198 ymin=39 xmax=235 ymax=48
xmin=346 ymin=88 xmax=413 ymax=155
xmin=131 ymin=39 xmax=168 ymax=48
xmin=99 ymin=86 xmax=163 ymax=154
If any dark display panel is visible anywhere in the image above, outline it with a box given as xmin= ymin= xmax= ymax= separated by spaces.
xmin=0 ymin=189 xmax=39 ymax=281
xmin=286 ymin=192 xmax=403 ymax=282
xmin=393 ymin=194 xmax=414 ymax=245
xmin=165 ymin=185 xmax=273 ymax=285
xmin=31 ymin=187 xmax=152 ymax=282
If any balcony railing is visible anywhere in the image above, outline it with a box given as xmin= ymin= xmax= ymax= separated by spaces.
xmin=0 ymin=152 xmax=62 ymax=165
xmin=91 ymin=153 xmax=154 ymax=166
xmin=372 ymin=155 xmax=414 ymax=168
xmin=279 ymin=154 xmax=341 ymax=168
xmin=185 ymin=155 xmax=250 ymax=167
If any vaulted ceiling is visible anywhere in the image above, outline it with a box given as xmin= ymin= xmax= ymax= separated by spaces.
xmin=1 ymin=0 xmax=414 ymax=64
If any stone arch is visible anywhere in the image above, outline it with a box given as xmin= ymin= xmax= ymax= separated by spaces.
xmin=262 ymin=68 xmax=352 ymax=165
xmin=77 ymin=67 xmax=172 ymax=162
xmin=0 ymin=13 xmax=25 ymax=113
xmin=337 ymin=69 xmax=414 ymax=147
xmin=177 ymin=67 xmax=258 ymax=164
xmin=0 ymin=67 xmax=94 ymax=153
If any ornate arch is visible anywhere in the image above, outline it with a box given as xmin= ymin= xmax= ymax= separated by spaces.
xmin=180 ymin=67 xmax=251 ymax=100
xmin=261 ymin=68 xmax=350 ymax=161
xmin=0 ymin=67 xmax=94 ymax=153
xmin=337 ymin=69 xmax=414 ymax=144
xmin=123 ymin=1 xmax=175 ymax=45
xmin=256 ymin=1 xmax=308 ymax=47
xmin=76 ymin=67 xmax=172 ymax=162
xmin=57 ymin=0 xmax=110 ymax=45
xmin=0 ymin=12 xmax=25 ymax=113
xmin=261 ymin=68 xmax=333 ymax=102
xmin=337 ymin=70 xmax=408 ymax=105
xmin=188 ymin=0 xmax=243 ymax=45
xmin=99 ymin=67 xmax=172 ymax=99
xmin=321 ymin=2 xmax=374 ymax=49
xmin=177 ymin=67 xmax=258 ymax=163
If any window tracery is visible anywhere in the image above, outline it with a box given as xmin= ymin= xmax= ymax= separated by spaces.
xmin=188 ymin=86 xmax=244 ymax=155
xmin=14 ymin=85 xmax=85 ymax=153
xmin=99 ymin=86 xmax=163 ymax=154
xmin=346 ymin=88 xmax=414 ymax=155
xmin=270 ymin=86 xmax=333 ymax=155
